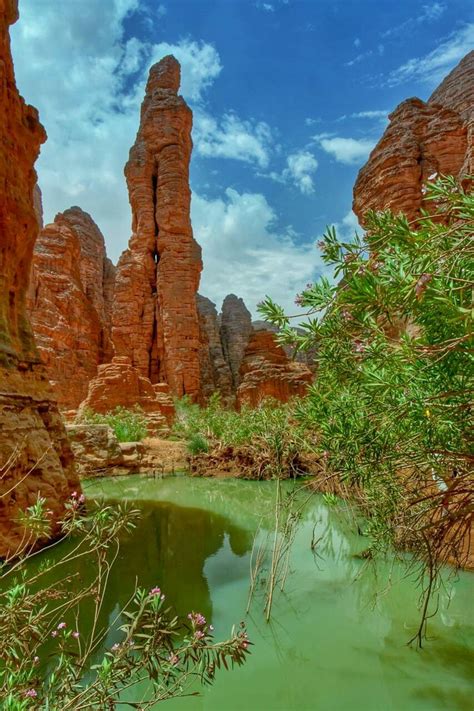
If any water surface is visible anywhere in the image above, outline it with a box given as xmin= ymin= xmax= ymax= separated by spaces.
xmin=81 ymin=474 xmax=473 ymax=711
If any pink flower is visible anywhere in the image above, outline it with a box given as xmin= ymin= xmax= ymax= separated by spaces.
xmin=78 ymin=494 xmax=85 ymax=504
xmin=294 ymin=294 xmax=304 ymax=307
xmin=168 ymin=653 xmax=179 ymax=665
xmin=317 ymin=240 xmax=326 ymax=251
xmin=51 ymin=630 xmax=58 ymax=638
xmin=24 ymin=689 xmax=37 ymax=698
xmin=111 ymin=643 xmax=120 ymax=652
xmin=188 ymin=612 xmax=206 ymax=626
xmin=150 ymin=586 xmax=161 ymax=596
xmin=71 ymin=491 xmax=78 ymax=499
xmin=194 ymin=630 xmax=205 ymax=641
xmin=57 ymin=622 xmax=67 ymax=630
xmin=72 ymin=631 xmax=80 ymax=639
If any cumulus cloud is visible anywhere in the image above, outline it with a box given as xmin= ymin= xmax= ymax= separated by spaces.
xmin=282 ymin=151 xmax=318 ymax=195
xmin=192 ymin=189 xmax=327 ymax=316
xmin=10 ymin=0 xmax=277 ymax=266
xmin=313 ymin=136 xmax=376 ymax=165
xmin=194 ymin=111 xmax=273 ymax=168
xmin=386 ymin=23 xmax=474 ymax=87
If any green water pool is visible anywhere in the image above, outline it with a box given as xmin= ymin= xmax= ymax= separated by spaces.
xmin=77 ymin=474 xmax=474 ymax=710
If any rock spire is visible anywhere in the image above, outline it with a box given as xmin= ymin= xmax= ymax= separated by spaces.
xmin=112 ymin=55 xmax=202 ymax=399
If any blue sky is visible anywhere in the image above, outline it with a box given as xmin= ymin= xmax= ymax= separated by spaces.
xmin=11 ymin=0 xmax=473 ymax=316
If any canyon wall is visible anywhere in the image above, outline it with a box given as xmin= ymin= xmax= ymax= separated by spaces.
xmin=353 ymin=51 xmax=474 ymax=223
xmin=0 ymin=0 xmax=79 ymax=556
xmin=28 ymin=208 xmax=115 ymax=409
xmin=112 ymin=55 xmax=202 ymax=399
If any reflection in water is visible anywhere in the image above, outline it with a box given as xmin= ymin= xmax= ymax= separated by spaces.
xmin=46 ymin=475 xmax=474 ymax=710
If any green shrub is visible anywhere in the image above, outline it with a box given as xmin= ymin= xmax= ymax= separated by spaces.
xmin=0 ymin=493 xmax=250 ymax=707
xmin=258 ymin=175 xmax=474 ymax=644
xmin=80 ymin=406 xmax=148 ymax=442
xmin=187 ymin=432 xmax=210 ymax=455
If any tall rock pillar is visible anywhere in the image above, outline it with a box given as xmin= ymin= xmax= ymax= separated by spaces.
xmin=112 ymin=56 xmax=202 ymax=399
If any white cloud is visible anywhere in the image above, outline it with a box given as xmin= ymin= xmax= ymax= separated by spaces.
xmin=262 ymin=3 xmax=274 ymax=11
xmin=194 ymin=111 xmax=273 ymax=168
xmin=333 ymin=210 xmax=361 ymax=241
xmin=313 ymin=136 xmax=376 ymax=165
xmin=386 ymin=23 xmax=474 ymax=87
xmin=382 ymin=3 xmax=446 ymax=39
xmin=10 ymin=0 xmax=276 ymax=265
xmin=192 ymin=189 xmax=327 ymax=317
xmin=283 ymin=151 xmax=318 ymax=195
xmin=354 ymin=37 xmax=361 ymax=48
xmin=337 ymin=109 xmax=388 ymax=121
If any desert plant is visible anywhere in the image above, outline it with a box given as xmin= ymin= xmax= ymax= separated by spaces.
xmin=80 ymin=406 xmax=148 ymax=442
xmin=0 ymin=490 xmax=250 ymax=708
xmin=259 ymin=175 xmax=474 ymax=645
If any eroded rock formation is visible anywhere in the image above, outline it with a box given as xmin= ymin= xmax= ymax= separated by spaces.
xmin=198 ymin=294 xmax=313 ymax=407
xmin=197 ymin=295 xmax=233 ymax=403
xmin=353 ymin=51 xmax=474 ymax=223
xmin=78 ymin=356 xmax=175 ymax=433
xmin=220 ymin=294 xmax=253 ymax=389
xmin=112 ymin=56 xmax=202 ymax=399
xmin=236 ymin=330 xmax=313 ymax=408
xmin=0 ymin=0 xmax=79 ymax=556
xmin=28 ymin=207 xmax=115 ymax=409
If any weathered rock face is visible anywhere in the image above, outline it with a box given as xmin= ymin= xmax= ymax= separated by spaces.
xmin=236 ymin=330 xmax=313 ymax=409
xmin=112 ymin=56 xmax=202 ymax=400
xmin=220 ymin=294 xmax=253 ymax=389
xmin=78 ymin=356 xmax=175 ymax=432
xmin=197 ymin=295 xmax=233 ymax=403
xmin=28 ymin=208 xmax=115 ymax=408
xmin=0 ymin=0 xmax=79 ymax=557
xmin=353 ymin=52 xmax=474 ymax=223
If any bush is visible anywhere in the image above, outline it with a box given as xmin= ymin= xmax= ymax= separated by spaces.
xmin=174 ymin=393 xmax=311 ymax=477
xmin=0 ymin=491 xmax=250 ymax=707
xmin=259 ymin=175 xmax=474 ymax=644
xmin=80 ymin=406 xmax=148 ymax=442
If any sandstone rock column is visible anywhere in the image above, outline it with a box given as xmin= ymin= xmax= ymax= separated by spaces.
xmin=353 ymin=52 xmax=473 ymax=224
xmin=0 ymin=0 xmax=79 ymax=556
xmin=220 ymin=294 xmax=253 ymax=389
xmin=113 ymin=56 xmax=202 ymax=399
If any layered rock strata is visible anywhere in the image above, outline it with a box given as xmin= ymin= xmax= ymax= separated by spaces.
xmin=220 ymin=294 xmax=253 ymax=389
xmin=197 ymin=295 xmax=233 ymax=403
xmin=0 ymin=0 xmax=79 ymax=556
xmin=198 ymin=294 xmax=314 ymax=406
xmin=112 ymin=56 xmax=202 ymax=399
xmin=28 ymin=208 xmax=115 ymax=408
xmin=353 ymin=51 xmax=474 ymax=223
xmin=236 ymin=330 xmax=313 ymax=408
xmin=78 ymin=356 xmax=175 ymax=433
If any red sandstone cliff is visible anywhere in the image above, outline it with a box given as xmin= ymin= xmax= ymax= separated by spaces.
xmin=28 ymin=208 xmax=115 ymax=409
xmin=353 ymin=52 xmax=474 ymax=223
xmin=236 ymin=330 xmax=313 ymax=409
xmin=0 ymin=0 xmax=79 ymax=556
xmin=112 ymin=56 xmax=202 ymax=399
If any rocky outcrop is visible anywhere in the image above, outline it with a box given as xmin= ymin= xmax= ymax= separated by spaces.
xmin=237 ymin=330 xmax=313 ymax=408
xmin=78 ymin=356 xmax=175 ymax=433
xmin=197 ymin=295 xmax=233 ymax=403
xmin=112 ymin=56 xmax=202 ymax=400
xmin=0 ymin=0 xmax=79 ymax=557
xmin=220 ymin=294 xmax=253 ymax=389
xmin=353 ymin=52 xmax=473 ymax=223
xmin=28 ymin=208 xmax=115 ymax=408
